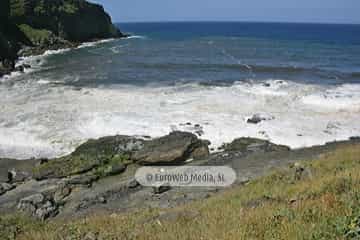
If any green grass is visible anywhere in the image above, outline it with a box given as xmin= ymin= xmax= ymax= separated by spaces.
xmin=1 ymin=143 xmax=360 ymax=240
xmin=92 ymin=154 xmax=131 ymax=178
xmin=18 ymin=24 xmax=52 ymax=45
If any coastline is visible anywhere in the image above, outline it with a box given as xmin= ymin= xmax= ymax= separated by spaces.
xmin=0 ymin=133 xmax=359 ymax=239
xmin=0 ymin=132 xmax=359 ymax=218
xmin=0 ymin=0 xmax=127 ymax=79
xmin=0 ymin=37 xmax=129 ymax=82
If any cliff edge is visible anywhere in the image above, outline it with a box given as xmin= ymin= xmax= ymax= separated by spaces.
xmin=0 ymin=0 xmax=124 ymax=77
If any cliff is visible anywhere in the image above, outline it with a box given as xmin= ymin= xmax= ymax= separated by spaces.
xmin=0 ymin=0 xmax=124 ymax=77
xmin=10 ymin=0 xmax=123 ymax=42
xmin=0 ymin=0 xmax=20 ymax=75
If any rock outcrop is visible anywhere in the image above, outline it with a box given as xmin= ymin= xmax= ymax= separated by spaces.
xmin=0 ymin=131 xmax=210 ymax=220
xmin=33 ymin=132 xmax=210 ymax=180
xmin=0 ymin=0 xmax=124 ymax=77
xmin=224 ymin=137 xmax=290 ymax=153
xmin=10 ymin=0 xmax=123 ymax=42
xmin=1 ymin=133 xmax=359 ymax=221
xmin=133 ymin=132 xmax=210 ymax=165
xmin=0 ymin=0 xmax=27 ymax=76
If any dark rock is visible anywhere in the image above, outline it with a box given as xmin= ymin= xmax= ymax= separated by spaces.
xmin=153 ymin=184 xmax=171 ymax=195
xmin=0 ymin=182 xmax=15 ymax=195
xmin=14 ymin=65 xmax=24 ymax=72
xmin=133 ymin=131 xmax=210 ymax=165
xmin=8 ymin=169 xmax=31 ymax=183
xmin=128 ymin=179 xmax=140 ymax=189
xmin=247 ymin=113 xmax=274 ymax=124
xmin=225 ymin=138 xmax=290 ymax=153
xmin=0 ymin=0 xmax=10 ymax=19
xmin=66 ymin=174 xmax=99 ymax=186
xmin=350 ymin=136 xmax=360 ymax=141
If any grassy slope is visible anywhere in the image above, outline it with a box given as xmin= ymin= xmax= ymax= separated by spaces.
xmin=1 ymin=143 xmax=360 ymax=240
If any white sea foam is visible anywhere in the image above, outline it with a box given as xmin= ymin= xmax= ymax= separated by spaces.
xmin=302 ymin=84 xmax=360 ymax=110
xmin=125 ymin=35 xmax=146 ymax=39
xmin=0 ymin=48 xmax=69 ymax=83
xmin=0 ymin=38 xmax=118 ymax=83
xmin=1 ymin=79 xmax=360 ymax=159
xmin=77 ymin=38 xmax=116 ymax=49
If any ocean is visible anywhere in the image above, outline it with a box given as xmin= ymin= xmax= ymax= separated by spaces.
xmin=0 ymin=22 xmax=360 ymax=159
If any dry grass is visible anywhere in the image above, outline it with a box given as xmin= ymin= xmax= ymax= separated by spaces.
xmin=2 ymin=144 xmax=360 ymax=240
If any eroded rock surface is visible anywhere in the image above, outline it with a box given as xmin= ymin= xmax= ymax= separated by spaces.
xmin=133 ymin=131 xmax=210 ymax=165
xmin=224 ymin=137 xmax=290 ymax=153
xmin=1 ymin=132 xmax=359 ymax=221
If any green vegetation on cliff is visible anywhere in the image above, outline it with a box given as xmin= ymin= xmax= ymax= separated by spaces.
xmin=10 ymin=0 xmax=122 ymax=42
xmin=18 ymin=24 xmax=52 ymax=45
xmin=0 ymin=0 xmax=123 ymax=76
xmin=0 ymin=0 xmax=30 ymax=74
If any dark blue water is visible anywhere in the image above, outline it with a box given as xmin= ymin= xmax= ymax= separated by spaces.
xmin=25 ymin=22 xmax=360 ymax=87
xmin=119 ymin=22 xmax=360 ymax=45
xmin=2 ymin=22 xmax=360 ymax=159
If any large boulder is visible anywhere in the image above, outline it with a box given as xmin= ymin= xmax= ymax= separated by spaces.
xmin=225 ymin=137 xmax=290 ymax=153
xmin=247 ymin=113 xmax=275 ymax=124
xmin=133 ymin=131 xmax=210 ymax=165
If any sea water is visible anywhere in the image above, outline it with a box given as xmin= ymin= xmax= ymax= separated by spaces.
xmin=0 ymin=22 xmax=359 ymax=159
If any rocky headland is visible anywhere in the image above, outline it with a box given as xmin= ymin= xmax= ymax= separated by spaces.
xmin=0 ymin=0 xmax=125 ymax=77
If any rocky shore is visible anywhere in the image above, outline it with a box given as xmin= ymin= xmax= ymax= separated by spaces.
xmin=0 ymin=0 xmax=126 ymax=78
xmin=1 ymin=131 xmax=359 ymax=221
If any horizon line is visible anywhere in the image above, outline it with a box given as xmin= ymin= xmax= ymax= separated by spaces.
xmin=115 ymin=20 xmax=360 ymax=26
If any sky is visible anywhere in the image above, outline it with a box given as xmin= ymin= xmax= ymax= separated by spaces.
xmin=90 ymin=0 xmax=360 ymax=24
